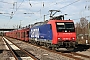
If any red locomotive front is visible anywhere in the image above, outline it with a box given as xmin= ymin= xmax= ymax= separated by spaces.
xmin=48 ymin=19 xmax=77 ymax=47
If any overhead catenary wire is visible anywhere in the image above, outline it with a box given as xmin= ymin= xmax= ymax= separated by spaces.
xmin=1 ymin=0 xmax=80 ymax=19
xmin=0 ymin=0 xmax=13 ymax=4
xmin=73 ymin=0 xmax=90 ymax=20
xmin=1 ymin=0 xmax=89 ymax=26
xmin=72 ymin=15 xmax=90 ymax=21
xmin=10 ymin=0 xmax=24 ymax=18
xmin=42 ymin=0 xmax=81 ymax=16
xmin=13 ymin=0 xmax=24 ymax=14
xmin=0 ymin=0 xmax=81 ymax=15
xmin=27 ymin=0 xmax=65 ymax=14
xmin=59 ymin=0 xmax=80 ymax=9
xmin=0 ymin=0 xmax=25 ymax=27
xmin=46 ymin=0 xmax=80 ymax=14
xmin=29 ymin=0 xmax=32 ymax=7
xmin=0 ymin=0 xmax=24 ymax=19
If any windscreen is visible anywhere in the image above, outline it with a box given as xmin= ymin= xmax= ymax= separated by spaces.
xmin=56 ymin=22 xmax=75 ymax=32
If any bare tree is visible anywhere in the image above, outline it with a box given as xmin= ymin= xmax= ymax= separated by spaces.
xmin=76 ymin=17 xmax=89 ymax=44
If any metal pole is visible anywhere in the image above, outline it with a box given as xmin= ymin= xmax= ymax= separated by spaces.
xmin=88 ymin=21 xmax=89 ymax=44
xmin=20 ymin=20 xmax=22 ymax=28
xmin=44 ymin=15 xmax=45 ymax=22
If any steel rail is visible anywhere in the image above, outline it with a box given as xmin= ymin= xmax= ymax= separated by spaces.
xmin=5 ymin=37 xmax=39 ymax=60
xmin=6 ymin=37 xmax=88 ymax=60
xmin=41 ymin=47 xmax=83 ymax=60
xmin=3 ymin=38 xmax=19 ymax=60
xmin=71 ymin=52 xmax=90 ymax=58
xmin=24 ymin=42 xmax=83 ymax=60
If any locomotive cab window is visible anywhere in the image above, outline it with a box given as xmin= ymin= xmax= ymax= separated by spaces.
xmin=65 ymin=23 xmax=74 ymax=29
xmin=56 ymin=22 xmax=75 ymax=32
xmin=56 ymin=23 xmax=65 ymax=29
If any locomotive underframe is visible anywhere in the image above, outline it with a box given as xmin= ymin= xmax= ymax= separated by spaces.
xmin=29 ymin=38 xmax=78 ymax=50
xmin=57 ymin=41 xmax=78 ymax=48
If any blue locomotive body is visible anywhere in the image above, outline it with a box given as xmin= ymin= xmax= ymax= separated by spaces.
xmin=29 ymin=24 xmax=53 ymax=42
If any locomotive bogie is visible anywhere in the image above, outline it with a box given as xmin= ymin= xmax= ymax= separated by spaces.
xmin=57 ymin=41 xmax=77 ymax=48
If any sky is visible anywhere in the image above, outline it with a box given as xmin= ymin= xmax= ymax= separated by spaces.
xmin=0 ymin=0 xmax=90 ymax=28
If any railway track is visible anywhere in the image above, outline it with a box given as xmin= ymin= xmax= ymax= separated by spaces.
xmin=43 ymin=47 xmax=90 ymax=60
xmin=71 ymin=52 xmax=90 ymax=58
xmin=4 ymin=37 xmax=90 ymax=60
xmin=27 ymin=41 xmax=90 ymax=60
xmin=56 ymin=51 xmax=90 ymax=60
xmin=2 ymin=37 xmax=39 ymax=60
xmin=44 ymin=47 xmax=90 ymax=60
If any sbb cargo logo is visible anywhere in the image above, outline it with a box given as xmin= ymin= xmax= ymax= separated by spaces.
xmin=31 ymin=28 xmax=39 ymax=38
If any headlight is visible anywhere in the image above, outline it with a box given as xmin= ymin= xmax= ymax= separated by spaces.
xmin=58 ymin=37 xmax=62 ymax=41
xmin=58 ymin=38 xmax=61 ymax=40
xmin=72 ymin=38 xmax=75 ymax=39
xmin=71 ymin=37 xmax=75 ymax=40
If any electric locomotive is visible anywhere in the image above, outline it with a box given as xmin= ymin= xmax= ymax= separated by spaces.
xmin=29 ymin=15 xmax=77 ymax=49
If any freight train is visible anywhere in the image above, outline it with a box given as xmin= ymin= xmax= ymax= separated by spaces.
xmin=5 ymin=15 xmax=77 ymax=49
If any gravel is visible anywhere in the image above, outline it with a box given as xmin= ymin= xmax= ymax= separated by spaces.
xmin=2 ymin=37 xmax=90 ymax=60
xmin=8 ymin=38 xmax=74 ymax=60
